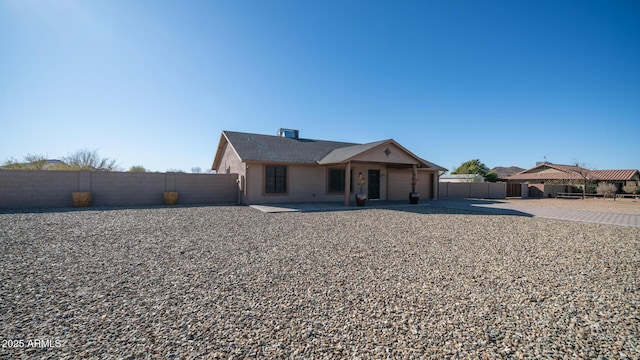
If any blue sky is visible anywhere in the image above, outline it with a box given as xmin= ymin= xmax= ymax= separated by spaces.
xmin=1 ymin=0 xmax=638 ymax=172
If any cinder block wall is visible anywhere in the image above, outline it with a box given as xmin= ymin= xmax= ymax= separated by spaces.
xmin=438 ymin=182 xmax=506 ymax=199
xmin=0 ymin=170 xmax=238 ymax=209
xmin=487 ymin=183 xmax=506 ymax=199
xmin=0 ymin=170 xmax=80 ymax=208
xmin=443 ymin=183 xmax=472 ymax=198
xmin=174 ymin=173 xmax=238 ymax=204
xmin=469 ymin=183 xmax=489 ymax=198
xmin=90 ymin=172 xmax=168 ymax=206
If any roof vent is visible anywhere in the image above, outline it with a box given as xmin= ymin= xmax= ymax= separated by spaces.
xmin=278 ymin=128 xmax=299 ymax=139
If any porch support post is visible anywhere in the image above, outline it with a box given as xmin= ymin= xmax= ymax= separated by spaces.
xmin=432 ymin=172 xmax=438 ymax=199
xmin=411 ymin=164 xmax=418 ymax=193
xmin=344 ymin=161 xmax=351 ymax=206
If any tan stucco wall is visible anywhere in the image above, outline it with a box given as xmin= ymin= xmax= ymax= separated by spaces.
xmin=214 ymin=143 xmax=245 ymax=203
xmin=386 ymin=169 xmax=434 ymax=201
xmin=245 ymin=164 xmax=345 ymax=204
xmin=243 ymin=161 xmax=441 ymax=204
xmin=245 ymin=163 xmax=442 ymax=204
xmin=216 ymin=143 xmax=245 ymax=177
xmin=350 ymin=163 xmax=388 ymax=200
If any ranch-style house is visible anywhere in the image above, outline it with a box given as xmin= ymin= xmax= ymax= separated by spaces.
xmin=211 ymin=129 xmax=446 ymax=205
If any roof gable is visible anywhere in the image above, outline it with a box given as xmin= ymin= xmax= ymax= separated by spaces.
xmin=352 ymin=142 xmax=419 ymax=164
xmin=317 ymin=140 xmax=388 ymax=164
xmin=319 ymin=139 xmax=443 ymax=169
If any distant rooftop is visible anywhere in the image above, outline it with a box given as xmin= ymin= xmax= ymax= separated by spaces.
xmin=506 ymin=163 xmax=639 ymax=181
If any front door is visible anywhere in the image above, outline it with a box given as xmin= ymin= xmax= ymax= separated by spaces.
xmin=368 ymin=170 xmax=380 ymax=200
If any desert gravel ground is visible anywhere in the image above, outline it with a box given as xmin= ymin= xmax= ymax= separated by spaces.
xmin=1 ymin=205 xmax=639 ymax=359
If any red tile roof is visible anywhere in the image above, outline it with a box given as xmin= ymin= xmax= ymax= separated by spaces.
xmin=590 ymin=169 xmax=640 ymax=181
xmin=506 ymin=163 xmax=639 ymax=182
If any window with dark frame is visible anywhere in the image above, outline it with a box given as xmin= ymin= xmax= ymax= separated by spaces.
xmin=328 ymin=168 xmax=353 ymax=193
xmin=265 ymin=165 xmax=287 ymax=193
xmin=328 ymin=168 xmax=345 ymax=193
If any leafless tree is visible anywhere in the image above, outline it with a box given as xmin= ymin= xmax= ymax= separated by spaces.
xmin=63 ymin=149 xmax=119 ymax=171
xmin=572 ymin=161 xmax=592 ymax=200
xmin=2 ymin=154 xmax=49 ymax=170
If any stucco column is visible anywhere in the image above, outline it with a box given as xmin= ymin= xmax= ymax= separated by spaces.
xmin=344 ymin=161 xmax=351 ymax=206
xmin=432 ymin=172 xmax=438 ymax=199
xmin=412 ymin=164 xmax=417 ymax=193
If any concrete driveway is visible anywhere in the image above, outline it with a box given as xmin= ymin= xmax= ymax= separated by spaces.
xmin=425 ymin=199 xmax=640 ymax=228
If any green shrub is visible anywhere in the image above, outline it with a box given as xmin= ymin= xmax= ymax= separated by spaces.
xmin=484 ymin=171 xmax=499 ymax=183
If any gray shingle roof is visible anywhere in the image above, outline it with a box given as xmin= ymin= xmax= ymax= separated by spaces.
xmin=217 ymin=131 xmax=446 ymax=171
xmin=223 ymin=131 xmax=357 ymax=164
xmin=318 ymin=140 xmax=388 ymax=164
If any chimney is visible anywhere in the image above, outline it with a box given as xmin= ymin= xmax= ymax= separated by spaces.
xmin=278 ymin=128 xmax=299 ymax=139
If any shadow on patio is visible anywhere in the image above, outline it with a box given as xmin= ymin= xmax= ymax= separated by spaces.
xmin=249 ymin=199 xmax=534 ymax=217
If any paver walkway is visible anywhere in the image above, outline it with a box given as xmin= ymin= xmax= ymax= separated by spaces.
xmin=250 ymin=199 xmax=640 ymax=228
xmin=423 ymin=199 xmax=640 ymax=228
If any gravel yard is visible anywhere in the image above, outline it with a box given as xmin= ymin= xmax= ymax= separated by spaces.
xmin=1 ymin=205 xmax=639 ymax=358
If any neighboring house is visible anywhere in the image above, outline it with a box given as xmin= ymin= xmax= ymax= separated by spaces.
xmin=439 ymin=174 xmax=485 ymax=183
xmin=491 ymin=166 xmax=525 ymax=181
xmin=505 ymin=163 xmax=639 ymax=192
xmin=0 ymin=159 xmax=66 ymax=170
xmin=42 ymin=160 xmax=66 ymax=170
xmin=211 ymin=129 xmax=446 ymax=205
